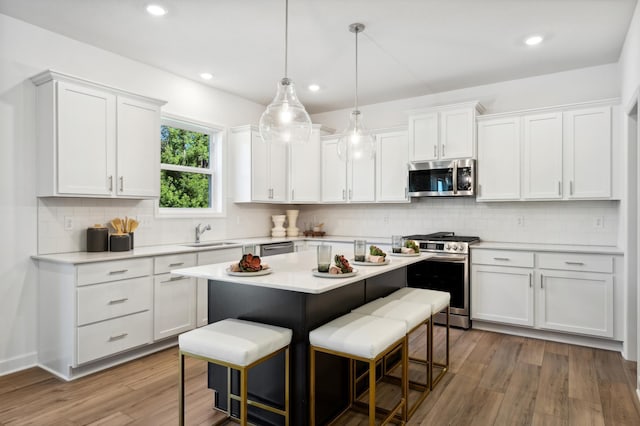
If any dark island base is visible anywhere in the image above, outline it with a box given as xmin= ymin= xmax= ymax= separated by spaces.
xmin=207 ymin=267 xmax=407 ymax=425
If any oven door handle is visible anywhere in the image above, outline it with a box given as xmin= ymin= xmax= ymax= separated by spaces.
xmin=427 ymin=256 xmax=467 ymax=263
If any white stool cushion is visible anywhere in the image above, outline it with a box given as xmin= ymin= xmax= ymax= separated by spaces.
xmin=387 ymin=288 xmax=451 ymax=313
xmin=309 ymin=312 xmax=406 ymax=360
xmin=179 ymin=319 xmax=292 ymax=367
xmin=352 ymin=298 xmax=431 ymax=332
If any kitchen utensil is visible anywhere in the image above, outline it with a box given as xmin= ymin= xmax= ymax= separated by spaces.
xmin=129 ymin=218 xmax=139 ymax=233
xmin=110 ymin=217 xmax=123 ymax=234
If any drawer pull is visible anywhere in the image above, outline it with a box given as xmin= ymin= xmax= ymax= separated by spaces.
xmin=162 ymin=276 xmax=189 ymax=283
xmin=108 ymin=333 xmax=128 ymax=342
xmin=108 ymin=269 xmax=129 ymax=275
xmin=493 ymin=257 xmax=510 ymax=261
xmin=169 ymin=262 xmax=184 ymax=267
xmin=108 ymin=298 xmax=129 ymax=305
xmin=540 ymin=273 xmax=544 ymax=289
xmin=565 ymin=261 xmax=585 ymax=266
xmin=529 ymin=273 xmax=532 ymax=288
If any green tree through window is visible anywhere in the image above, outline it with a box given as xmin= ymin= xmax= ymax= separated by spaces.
xmin=160 ymin=120 xmax=217 ymax=209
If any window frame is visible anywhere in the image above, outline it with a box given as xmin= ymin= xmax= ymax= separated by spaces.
xmin=156 ymin=113 xmax=226 ymax=218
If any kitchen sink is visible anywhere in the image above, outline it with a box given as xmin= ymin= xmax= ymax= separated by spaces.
xmin=181 ymin=241 xmax=240 ymax=248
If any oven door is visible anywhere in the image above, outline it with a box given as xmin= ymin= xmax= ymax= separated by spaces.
xmin=406 ymin=255 xmax=469 ymax=318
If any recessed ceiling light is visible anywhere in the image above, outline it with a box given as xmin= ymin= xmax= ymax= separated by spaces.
xmin=146 ymin=4 xmax=167 ymax=16
xmin=200 ymin=73 xmax=213 ymax=80
xmin=308 ymin=84 xmax=320 ymax=92
xmin=525 ymin=35 xmax=544 ymax=46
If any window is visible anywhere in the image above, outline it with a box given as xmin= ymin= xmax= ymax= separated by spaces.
xmin=159 ymin=115 xmax=224 ymax=216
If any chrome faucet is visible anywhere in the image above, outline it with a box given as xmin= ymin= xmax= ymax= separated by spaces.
xmin=195 ymin=223 xmax=211 ymax=243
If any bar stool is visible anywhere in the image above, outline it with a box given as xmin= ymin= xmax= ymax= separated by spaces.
xmin=386 ymin=288 xmax=451 ymax=388
xmin=352 ymin=298 xmax=432 ymax=419
xmin=309 ymin=312 xmax=408 ymax=425
xmin=178 ymin=318 xmax=292 ymax=426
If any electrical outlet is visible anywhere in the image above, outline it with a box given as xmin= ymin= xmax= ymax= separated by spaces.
xmin=516 ymin=216 xmax=525 ymax=227
xmin=64 ymin=216 xmax=73 ymax=231
xmin=594 ymin=216 xmax=605 ymax=229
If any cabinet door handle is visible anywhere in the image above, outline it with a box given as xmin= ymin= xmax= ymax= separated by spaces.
xmin=558 ymin=181 xmax=562 ymax=196
xmin=109 ymin=333 xmax=128 ymax=342
xmin=108 ymin=175 xmax=113 ymax=192
xmin=493 ymin=257 xmax=510 ymax=261
xmin=442 ymin=144 xmax=445 ymax=158
xmin=119 ymin=176 xmax=124 ymax=192
xmin=478 ymin=184 xmax=482 ymax=197
xmin=342 ymin=189 xmax=346 ymax=200
xmin=565 ymin=261 xmax=584 ymax=266
xmin=570 ymin=181 xmax=574 ymax=195
xmin=540 ymin=273 xmax=544 ymax=289
xmin=169 ymin=262 xmax=184 ymax=267
xmin=291 ymin=189 xmax=295 ymax=200
xmin=108 ymin=269 xmax=128 ymax=275
xmin=349 ymin=189 xmax=352 ymax=200
xmin=108 ymin=297 xmax=128 ymax=305
xmin=433 ymin=145 xmax=437 ymax=157
xmin=529 ymin=273 xmax=532 ymax=288
xmin=405 ymin=187 xmax=408 ymax=198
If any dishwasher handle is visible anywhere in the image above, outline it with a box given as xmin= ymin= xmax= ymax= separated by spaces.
xmin=260 ymin=242 xmax=295 ymax=256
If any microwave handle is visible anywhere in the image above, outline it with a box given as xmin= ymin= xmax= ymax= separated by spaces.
xmin=452 ymin=162 xmax=458 ymax=194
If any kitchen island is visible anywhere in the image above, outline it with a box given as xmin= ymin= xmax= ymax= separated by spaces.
xmin=172 ymin=249 xmax=431 ymax=425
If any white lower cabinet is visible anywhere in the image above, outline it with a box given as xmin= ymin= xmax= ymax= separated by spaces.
xmin=153 ymin=275 xmax=197 ymax=340
xmin=471 ymin=265 xmax=534 ymax=327
xmin=471 ymin=248 xmax=617 ymax=340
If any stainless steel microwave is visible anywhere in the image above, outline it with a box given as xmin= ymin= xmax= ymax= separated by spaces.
xmin=408 ymin=159 xmax=475 ymax=197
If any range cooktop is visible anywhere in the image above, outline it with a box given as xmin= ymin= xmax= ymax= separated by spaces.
xmin=403 ymin=232 xmax=480 ymax=243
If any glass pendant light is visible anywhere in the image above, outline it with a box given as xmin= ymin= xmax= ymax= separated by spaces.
xmin=337 ymin=23 xmax=375 ymax=161
xmin=259 ymin=0 xmax=312 ymax=144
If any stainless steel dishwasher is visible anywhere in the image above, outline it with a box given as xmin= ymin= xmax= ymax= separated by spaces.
xmin=260 ymin=241 xmax=295 ymax=256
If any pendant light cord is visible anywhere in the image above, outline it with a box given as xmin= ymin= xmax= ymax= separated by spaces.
xmin=284 ymin=0 xmax=289 ymax=78
xmin=354 ymin=26 xmax=359 ymax=111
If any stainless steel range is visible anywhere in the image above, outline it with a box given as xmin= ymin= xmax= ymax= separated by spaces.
xmin=404 ymin=232 xmax=479 ymax=329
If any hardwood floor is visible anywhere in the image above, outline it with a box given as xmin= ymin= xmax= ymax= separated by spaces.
xmin=1 ymin=328 xmax=639 ymax=425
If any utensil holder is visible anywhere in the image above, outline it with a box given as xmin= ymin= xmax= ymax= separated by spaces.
xmin=110 ymin=234 xmax=131 ymax=252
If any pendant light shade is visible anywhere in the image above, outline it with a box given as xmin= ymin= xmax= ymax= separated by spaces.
xmin=338 ymin=23 xmax=375 ymax=161
xmin=259 ymin=0 xmax=312 ymax=144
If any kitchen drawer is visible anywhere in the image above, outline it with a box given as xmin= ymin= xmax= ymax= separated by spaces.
xmin=154 ymin=253 xmax=197 ymax=275
xmin=537 ymin=252 xmax=613 ymax=273
xmin=77 ymin=277 xmax=152 ymax=326
xmin=471 ymin=249 xmax=534 ymax=268
xmin=77 ymin=258 xmax=153 ymax=286
xmin=76 ymin=310 xmax=152 ymax=364
xmin=197 ymin=247 xmax=242 ymax=266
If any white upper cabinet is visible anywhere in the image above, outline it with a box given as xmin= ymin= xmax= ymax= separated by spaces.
xmin=289 ymin=125 xmax=327 ymax=203
xmin=321 ymin=135 xmax=375 ymax=203
xmin=375 ymin=128 xmax=409 ymax=202
xmin=564 ymin=106 xmax=612 ymax=199
xmin=476 ymin=117 xmax=521 ymax=201
xmin=409 ymin=101 xmax=483 ymax=162
xmin=476 ymin=100 xmax=619 ymax=202
xmin=32 ymin=70 xmax=165 ymax=198
xmin=232 ymin=125 xmax=331 ymax=203
xmin=116 ymin=96 xmax=161 ymax=198
xmin=522 ymin=112 xmax=563 ymax=200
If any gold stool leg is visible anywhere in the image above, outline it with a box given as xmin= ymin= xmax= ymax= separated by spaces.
xmin=369 ymin=359 xmax=376 ymax=426
xmin=179 ymin=351 xmax=185 ymax=426
xmin=240 ymin=367 xmax=248 ymax=426
xmin=284 ymin=346 xmax=290 ymax=426
xmin=310 ymin=346 xmax=316 ymax=426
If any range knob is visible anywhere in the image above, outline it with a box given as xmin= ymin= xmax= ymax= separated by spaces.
xmin=450 ymin=243 xmax=458 ymax=251
xmin=458 ymin=246 xmax=465 ymax=251
xmin=445 ymin=244 xmax=450 ymax=250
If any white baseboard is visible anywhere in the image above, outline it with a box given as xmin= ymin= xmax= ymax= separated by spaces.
xmin=472 ymin=321 xmax=624 ymax=353
xmin=0 ymin=352 xmax=38 ymax=376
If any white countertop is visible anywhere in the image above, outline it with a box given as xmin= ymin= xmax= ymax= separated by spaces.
xmin=171 ymin=250 xmax=432 ymax=294
xmin=472 ymin=241 xmax=624 ymax=255
xmin=31 ymin=235 xmax=394 ymax=264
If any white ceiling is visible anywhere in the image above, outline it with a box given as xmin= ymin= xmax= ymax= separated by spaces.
xmin=0 ymin=0 xmax=637 ymax=113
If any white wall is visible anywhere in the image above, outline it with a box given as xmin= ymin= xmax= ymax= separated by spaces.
xmin=618 ymin=0 xmax=640 ymax=395
xmin=0 ymin=13 xmax=281 ymax=374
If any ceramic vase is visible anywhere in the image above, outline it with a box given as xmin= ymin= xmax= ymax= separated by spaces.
xmin=286 ymin=209 xmax=300 ymax=237
xmin=271 ymin=215 xmax=287 ymax=237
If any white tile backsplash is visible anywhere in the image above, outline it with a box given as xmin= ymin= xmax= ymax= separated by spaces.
xmin=38 ymin=196 xmax=620 ymax=254
xmin=296 ymin=198 xmax=620 ymax=246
